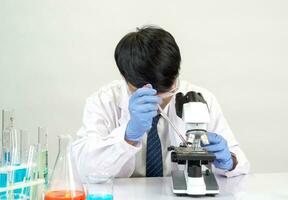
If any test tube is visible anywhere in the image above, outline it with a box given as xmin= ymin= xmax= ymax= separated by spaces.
xmin=19 ymin=144 xmax=38 ymax=199
xmin=1 ymin=110 xmax=14 ymax=153
xmin=2 ymin=110 xmax=16 ymax=166
xmin=37 ymin=127 xmax=48 ymax=187
xmin=12 ymin=130 xmax=27 ymax=198
xmin=0 ymin=110 xmax=15 ymax=199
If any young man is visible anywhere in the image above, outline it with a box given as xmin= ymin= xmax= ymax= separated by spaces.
xmin=72 ymin=26 xmax=250 ymax=180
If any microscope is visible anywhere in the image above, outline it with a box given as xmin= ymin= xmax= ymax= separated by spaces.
xmin=168 ymin=91 xmax=219 ymax=196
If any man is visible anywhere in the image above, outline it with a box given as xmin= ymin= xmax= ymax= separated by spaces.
xmin=72 ymin=26 xmax=250 ymax=180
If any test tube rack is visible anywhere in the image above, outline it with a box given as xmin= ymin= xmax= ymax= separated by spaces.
xmin=0 ymin=163 xmax=46 ymax=199
xmin=1 ymin=110 xmax=48 ymax=199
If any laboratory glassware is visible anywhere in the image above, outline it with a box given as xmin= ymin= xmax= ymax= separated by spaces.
xmin=86 ymin=172 xmax=113 ymax=200
xmin=37 ymin=127 xmax=48 ymax=187
xmin=45 ymin=134 xmax=85 ymax=200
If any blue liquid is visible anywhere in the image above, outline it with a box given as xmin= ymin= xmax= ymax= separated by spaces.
xmin=87 ymin=194 xmax=113 ymax=200
xmin=14 ymin=167 xmax=27 ymax=182
xmin=13 ymin=193 xmax=29 ymax=200
xmin=0 ymin=173 xmax=8 ymax=198
xmin=0 ymin=167 xmax=30 ymax=199
xmin=4 ymin=152 xmax=11 ymax=163
xmin=0 ymin=194 xmax=8 ymax=200
xmin=13 ymin=167 xmax=30 ymax=197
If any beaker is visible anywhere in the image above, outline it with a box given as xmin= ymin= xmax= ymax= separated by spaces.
xmin=45 ymin=135 xmax=85 ymax=200
xmin=86 ymin=173 xmax=113 ymax=200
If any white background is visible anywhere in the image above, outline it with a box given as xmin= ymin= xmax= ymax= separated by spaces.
xmin=0 ymin=0 xmax=287 ymax=173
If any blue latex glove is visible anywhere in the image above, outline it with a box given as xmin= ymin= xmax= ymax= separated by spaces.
xmin=202 ymin=132 xmax=233 ymax=171
xmin=125 ymin=85 xmax=162 ymax=142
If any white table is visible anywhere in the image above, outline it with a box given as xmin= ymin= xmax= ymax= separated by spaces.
xmin=113 ymin=173 xmax=288 ymax=200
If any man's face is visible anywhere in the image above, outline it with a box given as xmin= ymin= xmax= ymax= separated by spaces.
xmin=127 ymin=79 xmax=179 ymax=108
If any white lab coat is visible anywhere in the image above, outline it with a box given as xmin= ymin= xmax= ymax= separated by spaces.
xmin=72 ymin=80 xmax=250 ymax=181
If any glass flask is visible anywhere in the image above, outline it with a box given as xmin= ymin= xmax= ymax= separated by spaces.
xmin=45 ymin=135 xmax=85 ymax=200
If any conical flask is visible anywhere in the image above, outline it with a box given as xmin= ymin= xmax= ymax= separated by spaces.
xmin=44 ymin=135 xmax=85 ymax=200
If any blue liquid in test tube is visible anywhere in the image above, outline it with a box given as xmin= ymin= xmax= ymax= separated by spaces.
xmin=13 ymin=166 xmax=29 ymax=197
xmin=0 ymin=172 xmax=8 ymax=199
xmin=4 ymin=152 xmax=11 ymax=164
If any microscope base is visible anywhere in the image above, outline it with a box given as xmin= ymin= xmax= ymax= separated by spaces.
xmin=171 ymin=170 xmax=219 ymax=196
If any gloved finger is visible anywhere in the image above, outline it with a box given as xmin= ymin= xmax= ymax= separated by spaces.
xmin=213 ymin=157 xmax=233 ymax=170
xmin=144 ymin=84 xmax=153 ymax=89
xmin=213 ymin=160 xmax=222 ymax=168
xmin=213 ymin=150 xmax=231 ymax=161
xmin=134 ymin=103 xmax=158 ymax=112
xmin=213 ymin=160 xmax=226 ymax=170
xmin=137 ymin=95 xmax=162 ymax=105
xmin=206 ymin=132 xmax=223 ymax=145
xmin=133 ymin=87 xmax=157 ymax=97
xmin=204 ymin=142 xmax=225 ymax=152
xmin=140 ymin=111 xmax=158 ymax=120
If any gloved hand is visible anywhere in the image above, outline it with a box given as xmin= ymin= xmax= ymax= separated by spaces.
xmin=125 ymin=85 xmax=162 ymax=142
xmin=202 ymin=132 xmax=233 ymax=171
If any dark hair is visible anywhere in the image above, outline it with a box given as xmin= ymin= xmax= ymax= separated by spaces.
xmin=114 ymin=25 xmax=181 ymax=93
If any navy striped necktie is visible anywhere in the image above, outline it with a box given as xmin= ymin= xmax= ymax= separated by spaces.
xmin=146 ymin=114 xmax=163 ymax=177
